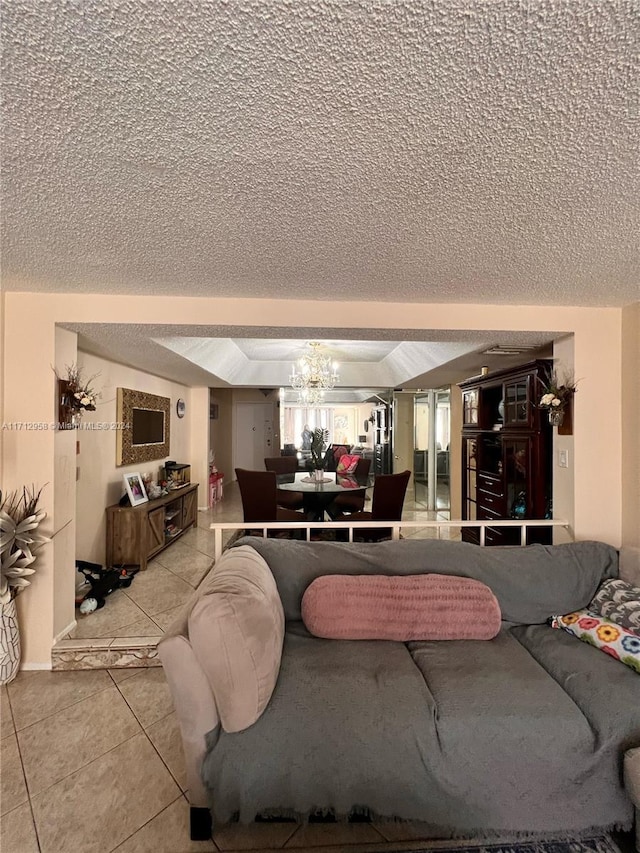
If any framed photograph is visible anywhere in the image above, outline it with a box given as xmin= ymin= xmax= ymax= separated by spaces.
xmin=123 ymin=472 xmax=149 ymax=507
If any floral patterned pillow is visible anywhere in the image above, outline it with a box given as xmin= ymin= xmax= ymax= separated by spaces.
xmin=551 ymin=609 xmax=640 ymax=674
xmin=588 ymin=578 xmax=640 ymax=636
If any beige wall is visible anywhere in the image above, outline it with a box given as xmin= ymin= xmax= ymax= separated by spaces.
xmin=53 ymin=328 xmax=78 ymax=642
xmin=551 ymin=335 xmax=576 ymax=544
xmin=209 ymin=388 xmax=233 ymax=487
xmin=1 ymin=291 xmax=632 ymax=666
xmin=75 ymin=352 xmax=191 ymax=565
xmin=621 ymin=302 xmax=640 ymax=576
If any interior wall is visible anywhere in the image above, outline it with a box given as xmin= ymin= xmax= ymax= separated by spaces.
xmin=75 ymin=352 xmax=191 ymax=565
xmin=1 ymin=292 xmax=629 ymax=666
xmin=53 ymin=328 xmax=78 ymax=642
xmin=551 ymin=336 xmax=575 ymax=544
xmin=209 ymin=388 xmax=233 ymax=487
xmin=621 ymin=301 xmax=640 ymax=577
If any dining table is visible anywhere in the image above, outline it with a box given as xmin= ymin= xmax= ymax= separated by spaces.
xmin=277 ymin=470 xmax=371 ymax=521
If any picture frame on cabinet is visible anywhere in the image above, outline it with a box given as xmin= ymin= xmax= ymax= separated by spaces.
xmin=123 ymin=472 xmax=149 ymax=507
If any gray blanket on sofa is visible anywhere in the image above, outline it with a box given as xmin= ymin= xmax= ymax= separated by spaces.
xmin=202 ymin=538 xmax=638 ymax=834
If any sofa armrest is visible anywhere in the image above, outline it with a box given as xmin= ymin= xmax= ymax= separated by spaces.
xmin=157 ymin=633 xmax=219 ymax=809
xmin=624 ymin=747 xmax=640 ymax=849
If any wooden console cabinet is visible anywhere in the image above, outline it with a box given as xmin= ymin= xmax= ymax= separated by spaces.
xmin=106 ymin=483 xmax=198 ymax=570
xmin=459 ymin=361 xmax=552 ymax=546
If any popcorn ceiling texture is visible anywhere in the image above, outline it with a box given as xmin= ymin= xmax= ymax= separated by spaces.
xmin=2 ymin=0 xmax=638 ymax=306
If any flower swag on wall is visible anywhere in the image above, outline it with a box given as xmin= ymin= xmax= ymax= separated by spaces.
xmin=55 ymin=363 xmax=101 ymax=428
xmin=0 ymin=486 xmax=50 ymax=684
xmin=537 ymin=371 xmax=578 ymax=430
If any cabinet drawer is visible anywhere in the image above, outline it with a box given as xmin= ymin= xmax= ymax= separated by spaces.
xmin=478 ymin=491 xmax=504 ymax=514
xmin=478 ymin=472 xmax=502 ymax=496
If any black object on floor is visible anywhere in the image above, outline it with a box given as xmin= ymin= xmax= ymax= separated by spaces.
xmin=75 ymin=560 xmax=136 ymax=610
xmin=189 ymin=807 xmax=212 ymax=840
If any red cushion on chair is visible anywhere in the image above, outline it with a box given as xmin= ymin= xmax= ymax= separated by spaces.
xmin=336 ymin=454 xmax=360 ymax=474
xmin=301 ymin=573 xmax=501 ymax=641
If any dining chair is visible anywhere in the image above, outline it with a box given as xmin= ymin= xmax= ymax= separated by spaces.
xmin=335 ymin=469 xmax=411 ymax=541
xmin=235 ymin=469 xmax=304 ymax=536
xmin=264 ymin=457 xmax=304 ymax=511
xmin=327 ymin=457 xmax=372 ymax=517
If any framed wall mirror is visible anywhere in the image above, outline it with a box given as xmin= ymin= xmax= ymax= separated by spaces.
xmin=116 ymin=388 xmax=171 ymax=465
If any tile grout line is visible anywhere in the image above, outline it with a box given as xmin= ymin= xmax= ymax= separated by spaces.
xmin=5 ymin=688 xmax=42 ymax=852
xmin=105 ymin=792 xmax=187 ymax=853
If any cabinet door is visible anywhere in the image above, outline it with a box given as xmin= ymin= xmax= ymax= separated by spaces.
xmin=503 ymin=377 xmax=531 ymax=428
xmin=503 ymin=436 xmax=531 ymax=518
xmin=462 ymin=390 xmax=479 ymax=425
xmin=183 ymin=488 xmax=198 ymax=529
xmin=146 ymin=507 xmax=165 ymax=556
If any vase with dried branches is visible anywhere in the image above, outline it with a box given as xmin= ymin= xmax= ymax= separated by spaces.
xmin=0 ymin=486 xmax=50 ymax=684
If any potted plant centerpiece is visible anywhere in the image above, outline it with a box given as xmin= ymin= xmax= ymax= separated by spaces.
xmin=0 ymin=486 xmax=50 ymax=684
xmin=308 ymin=427 xmax=330 ymax=482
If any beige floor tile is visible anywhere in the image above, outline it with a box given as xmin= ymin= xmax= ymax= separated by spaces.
xmin=180 ymin=526 xmax=218 ymax=557
xmin=154 ymin=545 xmax=213 ymax=588
xmin=18 ymin=685 xmax=141 ymax=796
xmin=7 ymin=669 xmax=112 ymax=730
xmin=117 ymin=667 xmax=174 ymax=729
xmin=284 ymin=822 xmax=383 ymax=848
xmin=112 ymin=794 xmax=215 ymax=852
xmin=73 ymin=590 xmax=150 ymax=639
xmin=31 ymin=733 xmax=181 ymax=853
xmin=0 ymin=801 xmax=40 ymax=853
xmin=373 ymin=820 xmax=452 ymax=842
xmin=94 ymin=613 xmax=165 ymax=639
xmin=146 ymin=711 xmax=186 ymax=790
xmin=1 ymin=733 xmax=29 ymax=815
xmin=1 ymin=684 xmax=14 ymax=739
xmin=109 ymin=667 xmax=146 ymax=684
xmin=151 ymin=604 xmax=188 ymax=633
xmin=213 ymin=821 xmax=298 ymax=851
xmin=125 ymin=564 xmax=195 ymax=617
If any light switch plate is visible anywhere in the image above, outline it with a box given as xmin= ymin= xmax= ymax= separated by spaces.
xmin=558 ymin=449 xmax=569 ymax=468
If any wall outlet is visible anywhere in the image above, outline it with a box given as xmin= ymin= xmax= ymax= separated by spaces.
xmin=558 ymin=449 xmax=569 ymax=468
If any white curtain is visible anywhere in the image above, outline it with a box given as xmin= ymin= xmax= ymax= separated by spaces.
xmin=283 ymin=406 xmax=335 ymax=448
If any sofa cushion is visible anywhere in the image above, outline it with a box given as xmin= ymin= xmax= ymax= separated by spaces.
xmin=588 ymin=578 xmax=640 ymax=635
xmin=336 ymin=453 xmax=360 ymax=474
xmin=301 ymin=573 xmax=501 ymax=640
xmin=188 ymin=545 xmax=284 ymax=733
xmin=551 ymin=609 xmax=640 ymax=673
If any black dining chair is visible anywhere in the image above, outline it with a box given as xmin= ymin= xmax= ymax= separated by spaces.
xmin=264 ymin=457 xmax=305 ymax=511
xmin=327 ymin=457 xmax=372 ymax=517
xmin=235 ymin=469 xmax=304 ymax=537
xmin=335 ymin=469 xmax=411 ymax=541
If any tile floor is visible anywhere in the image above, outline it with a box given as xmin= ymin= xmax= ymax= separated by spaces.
xmin=67 ymin=480 xmax=452 ymax=643
xmin=2 ymin=665 xmax=457 ymax=853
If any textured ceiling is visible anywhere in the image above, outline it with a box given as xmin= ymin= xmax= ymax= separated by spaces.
xmin=2 ymin=0 xmax=639 ymax=307
xmin=68 ymin=323 xmax=554 ymax=389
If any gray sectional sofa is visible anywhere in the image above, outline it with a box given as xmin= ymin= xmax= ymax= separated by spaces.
xmin=158 ymin=537 xmax=640 ymax=844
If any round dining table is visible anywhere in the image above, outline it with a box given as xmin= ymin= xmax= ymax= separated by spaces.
xmin=277 ymin=471 xmax=370 ymax=521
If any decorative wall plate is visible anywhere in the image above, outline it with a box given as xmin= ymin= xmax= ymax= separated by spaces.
xmin=176 ymin=398 xmax=186 ymax=418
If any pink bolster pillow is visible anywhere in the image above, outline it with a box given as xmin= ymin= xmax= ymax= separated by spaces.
xmin=301 ymin=573 xmax=501 ymax=641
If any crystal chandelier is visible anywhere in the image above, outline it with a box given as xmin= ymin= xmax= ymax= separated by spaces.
xmin=289 ymin=342 xmax=340 ymax=405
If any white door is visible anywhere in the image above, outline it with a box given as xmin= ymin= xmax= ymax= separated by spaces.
xmin=234 ymin=403 xmax=274 ymax=472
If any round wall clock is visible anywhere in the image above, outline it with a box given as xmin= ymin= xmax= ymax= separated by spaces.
xmin=176 ymin=398 xmax=186 ymax=418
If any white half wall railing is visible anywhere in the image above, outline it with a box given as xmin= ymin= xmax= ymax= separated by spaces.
xmin=208 ymin=520 xmax=572 ymax=562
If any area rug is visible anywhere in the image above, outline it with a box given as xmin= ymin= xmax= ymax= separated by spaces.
xmin=385 ymin=835 xmax=621 ymax=853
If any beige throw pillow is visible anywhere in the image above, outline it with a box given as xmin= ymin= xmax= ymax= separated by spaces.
xmin=188 ymin=545 xmax=285 ymax=733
